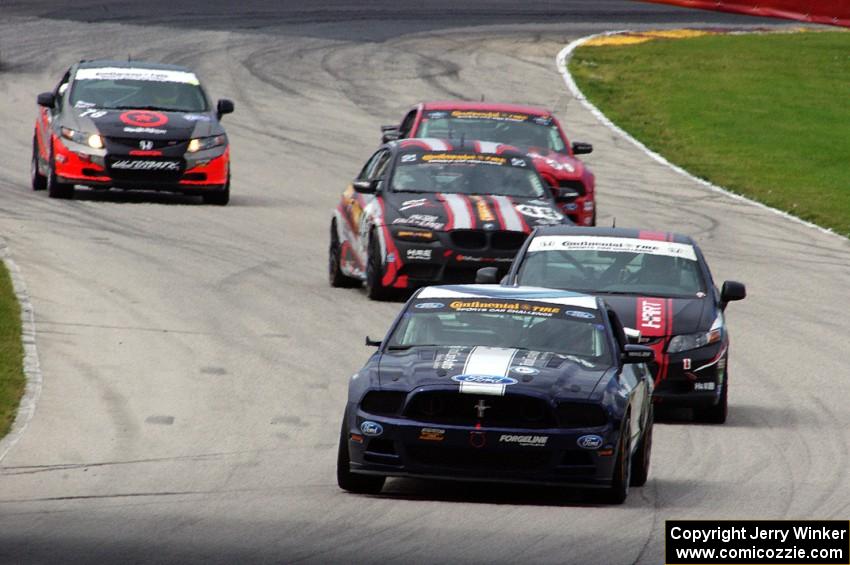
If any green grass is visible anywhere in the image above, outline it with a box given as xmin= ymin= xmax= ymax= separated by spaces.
xmin=569 ymin=32 xmax=850 ymax=236
xmin=0 ymin=260 xmax=24 ymax=440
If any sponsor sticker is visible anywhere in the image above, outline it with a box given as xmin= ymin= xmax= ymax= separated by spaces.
xmin=78 ymin=108 xmax=108 ymax=119
xmin=527 ymin=235 xmax=698 ymax=261
xmin=110 ymin=160 xmax=180 ymax=171
xmin=637 ymin=298 xmax=666 ymax=337
xmin=360 ymin=421 xmax=383 ymax=437
xmin=75 ymin=67 xmax=200 ymax=84
xmin=515 ymin=204 xmax=563 ymax=223
xmin=415 ymin=152 xmax=507 ymax=166
xmin=183 ymin=114 xmax=211 ymax=121
xmin=123 ymin=127 xmax=167 ymax=135
xmin=451 ymin=374 xmax=518 ymax=386
xmin=499 ymin=434 xmax=548 ymax=447
xmin=577 ymin=434 xmax=603 ymax=450
xmin=694 ymin=382 xmax=716 ymax=391
xmin=414 ymin=302 xmax=444 ymax=309
xmin=683 ymin=358 xmax=692 ymax=370
xmin=419 ymin=427 xmax=445 ymax=441
xmin=511 ymin=366 xmax=539 ymax=375
xmin=120 ymin=110 xmax=168 ymax=128
xmin=406 ymin=249 xmax=432 ymax=261
xmin=565 ymin=310 xmax=595 ymax=319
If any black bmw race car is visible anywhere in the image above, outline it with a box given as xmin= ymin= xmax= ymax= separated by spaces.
xmin=330 ymin=138 xmax=573 ymax=300
xmin=477 ymin=227 xmax=746 ymax=423
xmin=32 ymin=60 xmax=234 ymax=204
xmin=337 ymin=284 xmax=655 ymax=504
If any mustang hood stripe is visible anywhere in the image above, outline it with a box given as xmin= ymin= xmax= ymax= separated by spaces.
xmin=458 ymin=346 xmax=518 ymax=395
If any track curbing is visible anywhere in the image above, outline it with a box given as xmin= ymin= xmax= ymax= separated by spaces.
xmin=556 ymin=30 xmax=844 ymax=241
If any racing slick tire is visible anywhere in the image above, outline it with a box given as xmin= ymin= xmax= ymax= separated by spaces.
xmin=365 ymin=233 xmax=393 ymax=301
xmin=47 ymin=150 xmax=74 ymax=200
xmin=329 ymin=221 xmax=360 ymax=288
xmin=630 ymin=407 xmax=653 ymax=487
xmin=202 ymin=174 xmax=230 ymax=206
xmin=337 ymin=420 xmax=385 ymax=494
xmin=601 ymin=418 xmax=632 ymax=505
xmin=31 ymin=136 xmax=47 ymax=191
xmin=696 ymin=373 xmax=728 ymax=424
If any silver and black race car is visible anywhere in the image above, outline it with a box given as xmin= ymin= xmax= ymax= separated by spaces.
xmin=32 ymin=60 xmax=234 ymax=204
xmin=477 ymin=226 xmax=746 ymax=423
xmin=330 ymin=138 xmax=573 ymax=300
xmin=337 ymin=284 xmax=655 ymax=504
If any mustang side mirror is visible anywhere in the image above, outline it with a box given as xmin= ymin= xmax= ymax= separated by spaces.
xmin=720 ymin=280 xmax=746 ymax=309
xmin=621 ymin=344 xmax=654 ymax=364
xmin=37 ymin=92 xmax=56 ymax=108
xmin=555 ymin=187 xmax=580 ymax=203
xmin=365 ymin=336 xmax=382 ymax=347
xmin=352 ymin=179 xmax=378 ymax=194
xmin=217 ymin=98 xmax=235 ymax=118
xmin=381 ymin=125 xmax=400 ymax=143
xmin=475 ymin=267 xmax=500 ymax=284
xmin=571 ymin=141 xmax=593 ymax=155
xmin=623 ymin=327 xmax=642 ymax=345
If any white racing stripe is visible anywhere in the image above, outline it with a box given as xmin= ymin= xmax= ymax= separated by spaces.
xmin=457 ymin=346 xmax=518 ymax=396
xmin=419 ymin=138 xmax=450 ymax=151
xmin=442 ymin=193 xmax=473 ymax=229
xmin=491 ymin=195 xmax=525 ymax=231
xmin=476 ymin=141 xmax=501 ymax=154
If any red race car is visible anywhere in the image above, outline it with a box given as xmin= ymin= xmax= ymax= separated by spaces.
xmin=381 ymin=102 xmax=596 ymax=225
xmin=32 ymin=60 xmax=234 ymax=204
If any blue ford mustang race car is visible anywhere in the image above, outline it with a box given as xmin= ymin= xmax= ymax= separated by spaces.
xmin=337 ymin=284 xmax=655 ymax=503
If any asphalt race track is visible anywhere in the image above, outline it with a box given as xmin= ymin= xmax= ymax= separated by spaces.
xmin=1 ymin=3 xmax=848 ymax=564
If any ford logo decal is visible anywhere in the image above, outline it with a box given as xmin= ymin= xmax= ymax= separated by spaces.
xmin=566 ymin=310 xmax=595 ymax=319
xmin=451 ymin=374 xmax=518 ymax=385
xmin=415 ymin=302 xmax=444 ymax=309
xmin=577 ymin=434 xmax=604 ymax=450
xmin=360 ymin=421 xmax=383 ymax=436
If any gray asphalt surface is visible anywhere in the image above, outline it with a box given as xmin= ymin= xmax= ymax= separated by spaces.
xmin=0 ymin=3 xmax=848 ymax=564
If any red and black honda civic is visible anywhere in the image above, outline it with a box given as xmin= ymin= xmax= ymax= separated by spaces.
xmin=32 ymin=60 xmax=234 ymax=204
xmin=478 ymin=227 xmax=746 ymax=423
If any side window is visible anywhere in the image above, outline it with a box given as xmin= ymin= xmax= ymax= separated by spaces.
xmin=357 ymin=150 xmax=385 ymax=181
xmin=54 ymin=68 xmax=72 ymax=111
xmin=399 ymin=110 xmax=417 ymax=138
xmin=370 ymin=151 xmax=392 ymax=180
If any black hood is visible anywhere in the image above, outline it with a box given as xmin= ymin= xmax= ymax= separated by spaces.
xmin=67 ymin=107 xmax=219 ymax=141
xmin=377 ymin=345 xmax=608 ymax=400
xmin=602 ymin=295 xmax=713 ymax=337
xmin=383 ymin=191 xmax=566 ymax=232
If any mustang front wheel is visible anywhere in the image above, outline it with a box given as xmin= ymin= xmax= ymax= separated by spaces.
xmin=337 ymin=420 xmax=385 ymax=494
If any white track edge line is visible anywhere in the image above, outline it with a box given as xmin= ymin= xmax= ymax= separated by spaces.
xmin=556 ymin=31 xmax=844 ymax=241
xmin=0 ymin=240 xmax=43 ymax=463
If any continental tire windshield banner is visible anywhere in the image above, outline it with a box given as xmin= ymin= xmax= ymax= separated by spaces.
xmin=638 ymin=0 xmax=850 ymax=27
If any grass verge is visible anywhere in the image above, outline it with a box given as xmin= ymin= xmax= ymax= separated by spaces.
xmin=0 ymin=260 xmax=24 ymax=439
xmin=569 ymin=31 xmax=850 ymax=237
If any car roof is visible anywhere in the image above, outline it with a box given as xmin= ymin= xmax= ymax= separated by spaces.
xmin=394 ymin=138 xmax=527 ymax=158
xmin=416 ymin=284 xmax=600 ymax=310
xmin=529 ymin=226 xmax=696 ymax=246
xmin=421 ymin=101 xmax=552 ymax=117
xmin=77 ymin=60 xmax=193 ymax=73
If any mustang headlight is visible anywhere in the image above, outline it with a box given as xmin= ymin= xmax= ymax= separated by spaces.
xmin=667 ymin=313 xmax=723 ymax=353
xmin=188 ymin=134 xmax=227 ymax=153
xmin=61 ymin=127 xmax=103 ymax=149
xmin=391 ymin=226 xmax=436 ymax=242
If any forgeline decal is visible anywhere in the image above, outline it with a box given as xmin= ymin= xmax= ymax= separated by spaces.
xmin=527 ymin=235 xmax=698 ymax=261
xmin=499 ymin=434 xmax=548 ymax=447
xmin=419 ymin=153 xmax=507 ymax=166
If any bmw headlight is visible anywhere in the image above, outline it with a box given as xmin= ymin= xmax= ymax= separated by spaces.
xmin=667 ymin=313 xmax=723 ymax=353
xmin=187 ymin=134 xmax=227 ymax=153
xmin=61 ymin=127 xmax=103 ymax=149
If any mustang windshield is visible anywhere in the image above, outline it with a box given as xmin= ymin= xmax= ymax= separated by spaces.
xmin=418 ymin=110 xmax=566 ymax=153
xmin=70 ymin=67 xmax=208 ymax=112
xmin=517 ymin=235 xmax=706 ymax=298
xmin=389 ymin=298 xmax=611 ymax=364
xmin=391 ymin=151 xmax=546 ymax=198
